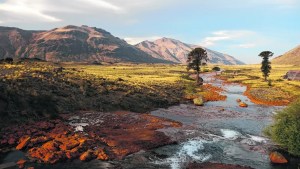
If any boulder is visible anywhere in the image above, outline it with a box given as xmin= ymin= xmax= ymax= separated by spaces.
xmin=236 ymin=99 xmax=241 ymax=102
xmin=269 ymin=151 xmax=288 ymax=164
xmin=17 ymin=159 xmax=26 ymax=169
xmin=193 ymin=97 xmax=204 ymax=106
xmin=16 ymin=136 xmax=31 ymax=150
xmin=79 ymin=150 xmax=96 ymax=161
xmin=239 ymin=102 xmax=248 ymax=108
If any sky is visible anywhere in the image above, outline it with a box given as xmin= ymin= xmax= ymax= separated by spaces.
xmin=0 ymin=0 xmax=299 ymax=64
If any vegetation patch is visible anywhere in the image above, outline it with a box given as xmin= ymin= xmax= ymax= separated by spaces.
xmin=244 ymin=86 xmax=292 ymax=106
xmin=200 ymin=84 xmax=227 ymax=102
xmin=264 ymin=99 xmax=300 ymax=156
xmin=219 ymin=64 xmax=300 ymax=105
xmin=0 ymin=62 xmax=188 ymax=126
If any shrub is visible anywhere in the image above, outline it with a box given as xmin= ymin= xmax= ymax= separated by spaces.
xmin=264 ymin=99 xmax=300 ymax=156
xmin=212 ymin=66 xmax=221 ymax=71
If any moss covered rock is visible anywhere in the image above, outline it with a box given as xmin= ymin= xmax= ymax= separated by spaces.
xmin=193 ymin=96 xmax=204 ymax=106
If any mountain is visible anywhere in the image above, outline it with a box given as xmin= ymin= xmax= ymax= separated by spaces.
xmin=135 ymin=37 xmax=244 ymax=65
xmin=0 ymin=25 xmax=169 ymax=63
xmin=272 ymin=45 xmax=300 ymax=65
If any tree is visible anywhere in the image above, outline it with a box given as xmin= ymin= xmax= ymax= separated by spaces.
xmin=259 ymin=51 xmax=273 ymax=81
xmin=187 ymin=48 xmax=208 ymax=85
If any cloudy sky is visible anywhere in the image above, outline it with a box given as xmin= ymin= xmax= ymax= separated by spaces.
xmin=0 ymin=0 xmax=299 ymax=64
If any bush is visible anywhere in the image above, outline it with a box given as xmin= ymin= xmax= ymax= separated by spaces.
xmin=264 ymin=99 xmax=300 ymax=156
xmin=212 ymin=66 xmax=221 ymax=71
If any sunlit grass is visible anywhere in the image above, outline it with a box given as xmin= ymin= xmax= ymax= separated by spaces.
xmin=220 ymin=64 xmax=300 ymax=98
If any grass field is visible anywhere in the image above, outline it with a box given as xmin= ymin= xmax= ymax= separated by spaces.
xmin=0 ymin=62 xmax=194 ymax=126
xmin=1 ymin=61 xmax=299 ymax=125
xmin=219 ymin=64 xmax=300 ymax=105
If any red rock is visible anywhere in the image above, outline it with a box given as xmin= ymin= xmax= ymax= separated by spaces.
xmin=30 ymin=136 xmax=50 ymax=145
xmin=270 ymin=151 xmax=288 ymax=164
xmin=17 ymin=159 xmax=26 ymax=169
xmin=65 ymin=147 xmax=80 ymax=159
xmin=94 ymin=148 xmax=109 ymax=161
xmin=16 ymin=136 xmax=31 ymax=150
xmin=41 ymin=141 xmax=59 ymax=151
xmin=8 ymin=137 xmax=16 ymax=145
xmin=236 ymin=99 xmax=242 ymax=102
xmin=16 ymin=131 xmax=24 ymax=137
xmin=59 ymin=139 xmax=79 ymax=151
xmin=26 ymin=130 xmax=31 ymax=135
xmin=0 ymin=139 xmax=7 ymax=144
xmin=79 ymin=150 xmax=96 ymax=161
xmin=239 ymin=102 xmax=248 ymax=108
xmin=36 ymin=121 xmax=55 ymax=130
xmin=28 ymin=147 xmax=66 ymax=164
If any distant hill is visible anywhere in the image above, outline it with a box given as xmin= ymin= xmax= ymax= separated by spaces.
xmin=135 ymin=37 xmax=244 ymax=65
xmin=272 ymin=45 xmax=300 ymax=65
xmin=0 ymin=25 xmax=170 ymax=63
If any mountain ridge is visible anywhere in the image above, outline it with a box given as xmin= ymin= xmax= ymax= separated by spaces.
xmin=0 ymin=25 xmax=170 ymax=63
xmin=135 ymin=37 xmax=244 ymax=65
xmin=272 ymin=45 xmax=300 ymax=65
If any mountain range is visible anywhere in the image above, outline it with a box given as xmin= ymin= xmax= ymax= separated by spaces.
xmin=272 ymin=45 xmax=300 ymax=65
xmin=135 ymin=38 xmax=244 ymax=65
xmin=0 ymin=25 xmax=243 ymax=64
xmin=0 ymin=25 xmax=168 ymax=63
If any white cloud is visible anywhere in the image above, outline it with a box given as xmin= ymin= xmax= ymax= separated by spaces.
xmin=79 ymin=0 xmax=122 ymax=12
xmin=0 ymin=0 xmax=61 ymax=22
xmin=0 ymin=0 xmax=125 ymax=23
xmin=199 ymin=30 xmax=256 ymax=47
xmin=124 ymin=36 xmax=162 ymax=45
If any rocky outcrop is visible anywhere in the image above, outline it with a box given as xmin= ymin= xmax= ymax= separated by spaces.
xmin=0 ymin=25 xmax=169 ymax=63
xmin=0 ymin=111 xmax=181 ymax=165
xmin=136 ymin=37 xmax=244 ymax=65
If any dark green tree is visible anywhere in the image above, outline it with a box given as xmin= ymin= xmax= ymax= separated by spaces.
xmin=259 ymin=51 xmax=273 ymax=81
xmin=187 ymin=48 xmax=208 ymax=85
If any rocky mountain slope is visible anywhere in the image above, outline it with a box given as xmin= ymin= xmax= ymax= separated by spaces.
xmin=272 ymin=45 xmax=300 ymax=65
xmin=0 ymin=25 xmax=169 ymax=63
xmin=136 ymin=38 xmax=244 ymax=65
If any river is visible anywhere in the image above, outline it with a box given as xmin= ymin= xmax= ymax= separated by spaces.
xmin=1 ymin=73 xmax=294 ymax=169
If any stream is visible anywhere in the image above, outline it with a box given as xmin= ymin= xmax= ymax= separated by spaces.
xmin=146 ymin=73 xmax=285 ymax=169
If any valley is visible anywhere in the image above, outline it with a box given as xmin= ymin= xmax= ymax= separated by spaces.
xmin=0 ymin=61 xmax=299 ymax=169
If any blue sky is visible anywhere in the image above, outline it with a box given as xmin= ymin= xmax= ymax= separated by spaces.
xmin=0 ymin=0 xmax=299 ymax=64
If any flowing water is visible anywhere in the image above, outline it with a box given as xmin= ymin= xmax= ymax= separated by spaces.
xmin=145 ymin=73 xmax=290 ymax=169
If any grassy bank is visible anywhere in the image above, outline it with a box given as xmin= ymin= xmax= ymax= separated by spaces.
xmin=0 ymin=61 xmax=192 ymax=126
xmin=219 ymin=64 xmax=300 ymax=105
